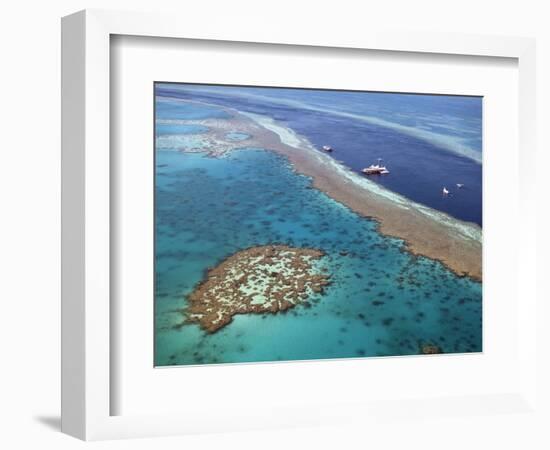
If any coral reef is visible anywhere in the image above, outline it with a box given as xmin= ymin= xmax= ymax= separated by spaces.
xmin=185 ymin=245 xmax=330 ymax=332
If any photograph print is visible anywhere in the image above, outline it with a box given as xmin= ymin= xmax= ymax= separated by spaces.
xmin=154 ymin=83 xmax=482 ymax=366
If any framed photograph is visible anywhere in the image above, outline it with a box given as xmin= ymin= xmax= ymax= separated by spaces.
xmin=61 ymin=9 xmax=538 ymax=440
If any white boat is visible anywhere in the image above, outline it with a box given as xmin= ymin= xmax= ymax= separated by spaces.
xmin=456 ymin=183 xmax=464 ymax=188
xmin=362 ymin=158 xmax=390 ymax=175
xmin=322 ymin=145 xmax=333 ymax=152
xmin=443 ymin=187 xmax=450 ymax=195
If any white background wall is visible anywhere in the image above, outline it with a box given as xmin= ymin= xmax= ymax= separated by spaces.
xmin=0 ymin=1 xmax=548 ymax=449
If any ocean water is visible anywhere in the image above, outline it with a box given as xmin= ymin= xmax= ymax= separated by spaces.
xmin=155 ymin=123 xmax=209 ymax=135
xmin=154 ymin=94 xmax=482 ymax=366
xmin=157 ymin=84 xmax=483 ymax=226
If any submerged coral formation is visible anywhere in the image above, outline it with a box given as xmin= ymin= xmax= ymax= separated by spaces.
xmin=185 ymin=245 xmax=330 ymax=332
xmin=420 ymin=343 xmax=443 ymax=354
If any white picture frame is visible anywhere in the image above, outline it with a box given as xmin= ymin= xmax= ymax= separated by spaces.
xmin=61 ymin=9 xmax=538 ymax=441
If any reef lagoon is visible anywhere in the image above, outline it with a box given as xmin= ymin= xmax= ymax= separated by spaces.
xmin=154 ymin=85 xmax=482 ymax=366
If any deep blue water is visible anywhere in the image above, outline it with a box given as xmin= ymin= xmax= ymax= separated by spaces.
xmin=154 ymin=92 xmax=482 ymax=366
xmin=156 ymin=84 xmax=482 ymax=226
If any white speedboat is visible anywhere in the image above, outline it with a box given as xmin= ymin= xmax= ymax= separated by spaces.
xmin=362 ymin=158 xmax=390 ymax=175
xmin=322 ymin=145 xmax=333 ymax=152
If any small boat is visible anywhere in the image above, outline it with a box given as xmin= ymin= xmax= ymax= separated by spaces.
xmin=456 ymin=183 xmax=464 ymax=188
xmin=362 ymin=158 xmax=390 ymax=175
xmin=442 ymin=187 xmax=450 ymax=195
xmin=322 ymin=145 xmax=333 ymax=152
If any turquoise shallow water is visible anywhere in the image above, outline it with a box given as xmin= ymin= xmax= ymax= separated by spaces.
xmin=155 ymin=123 xmax=209 ymax=135
xmin=155 ymin=146 xmax=482 ymax=366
